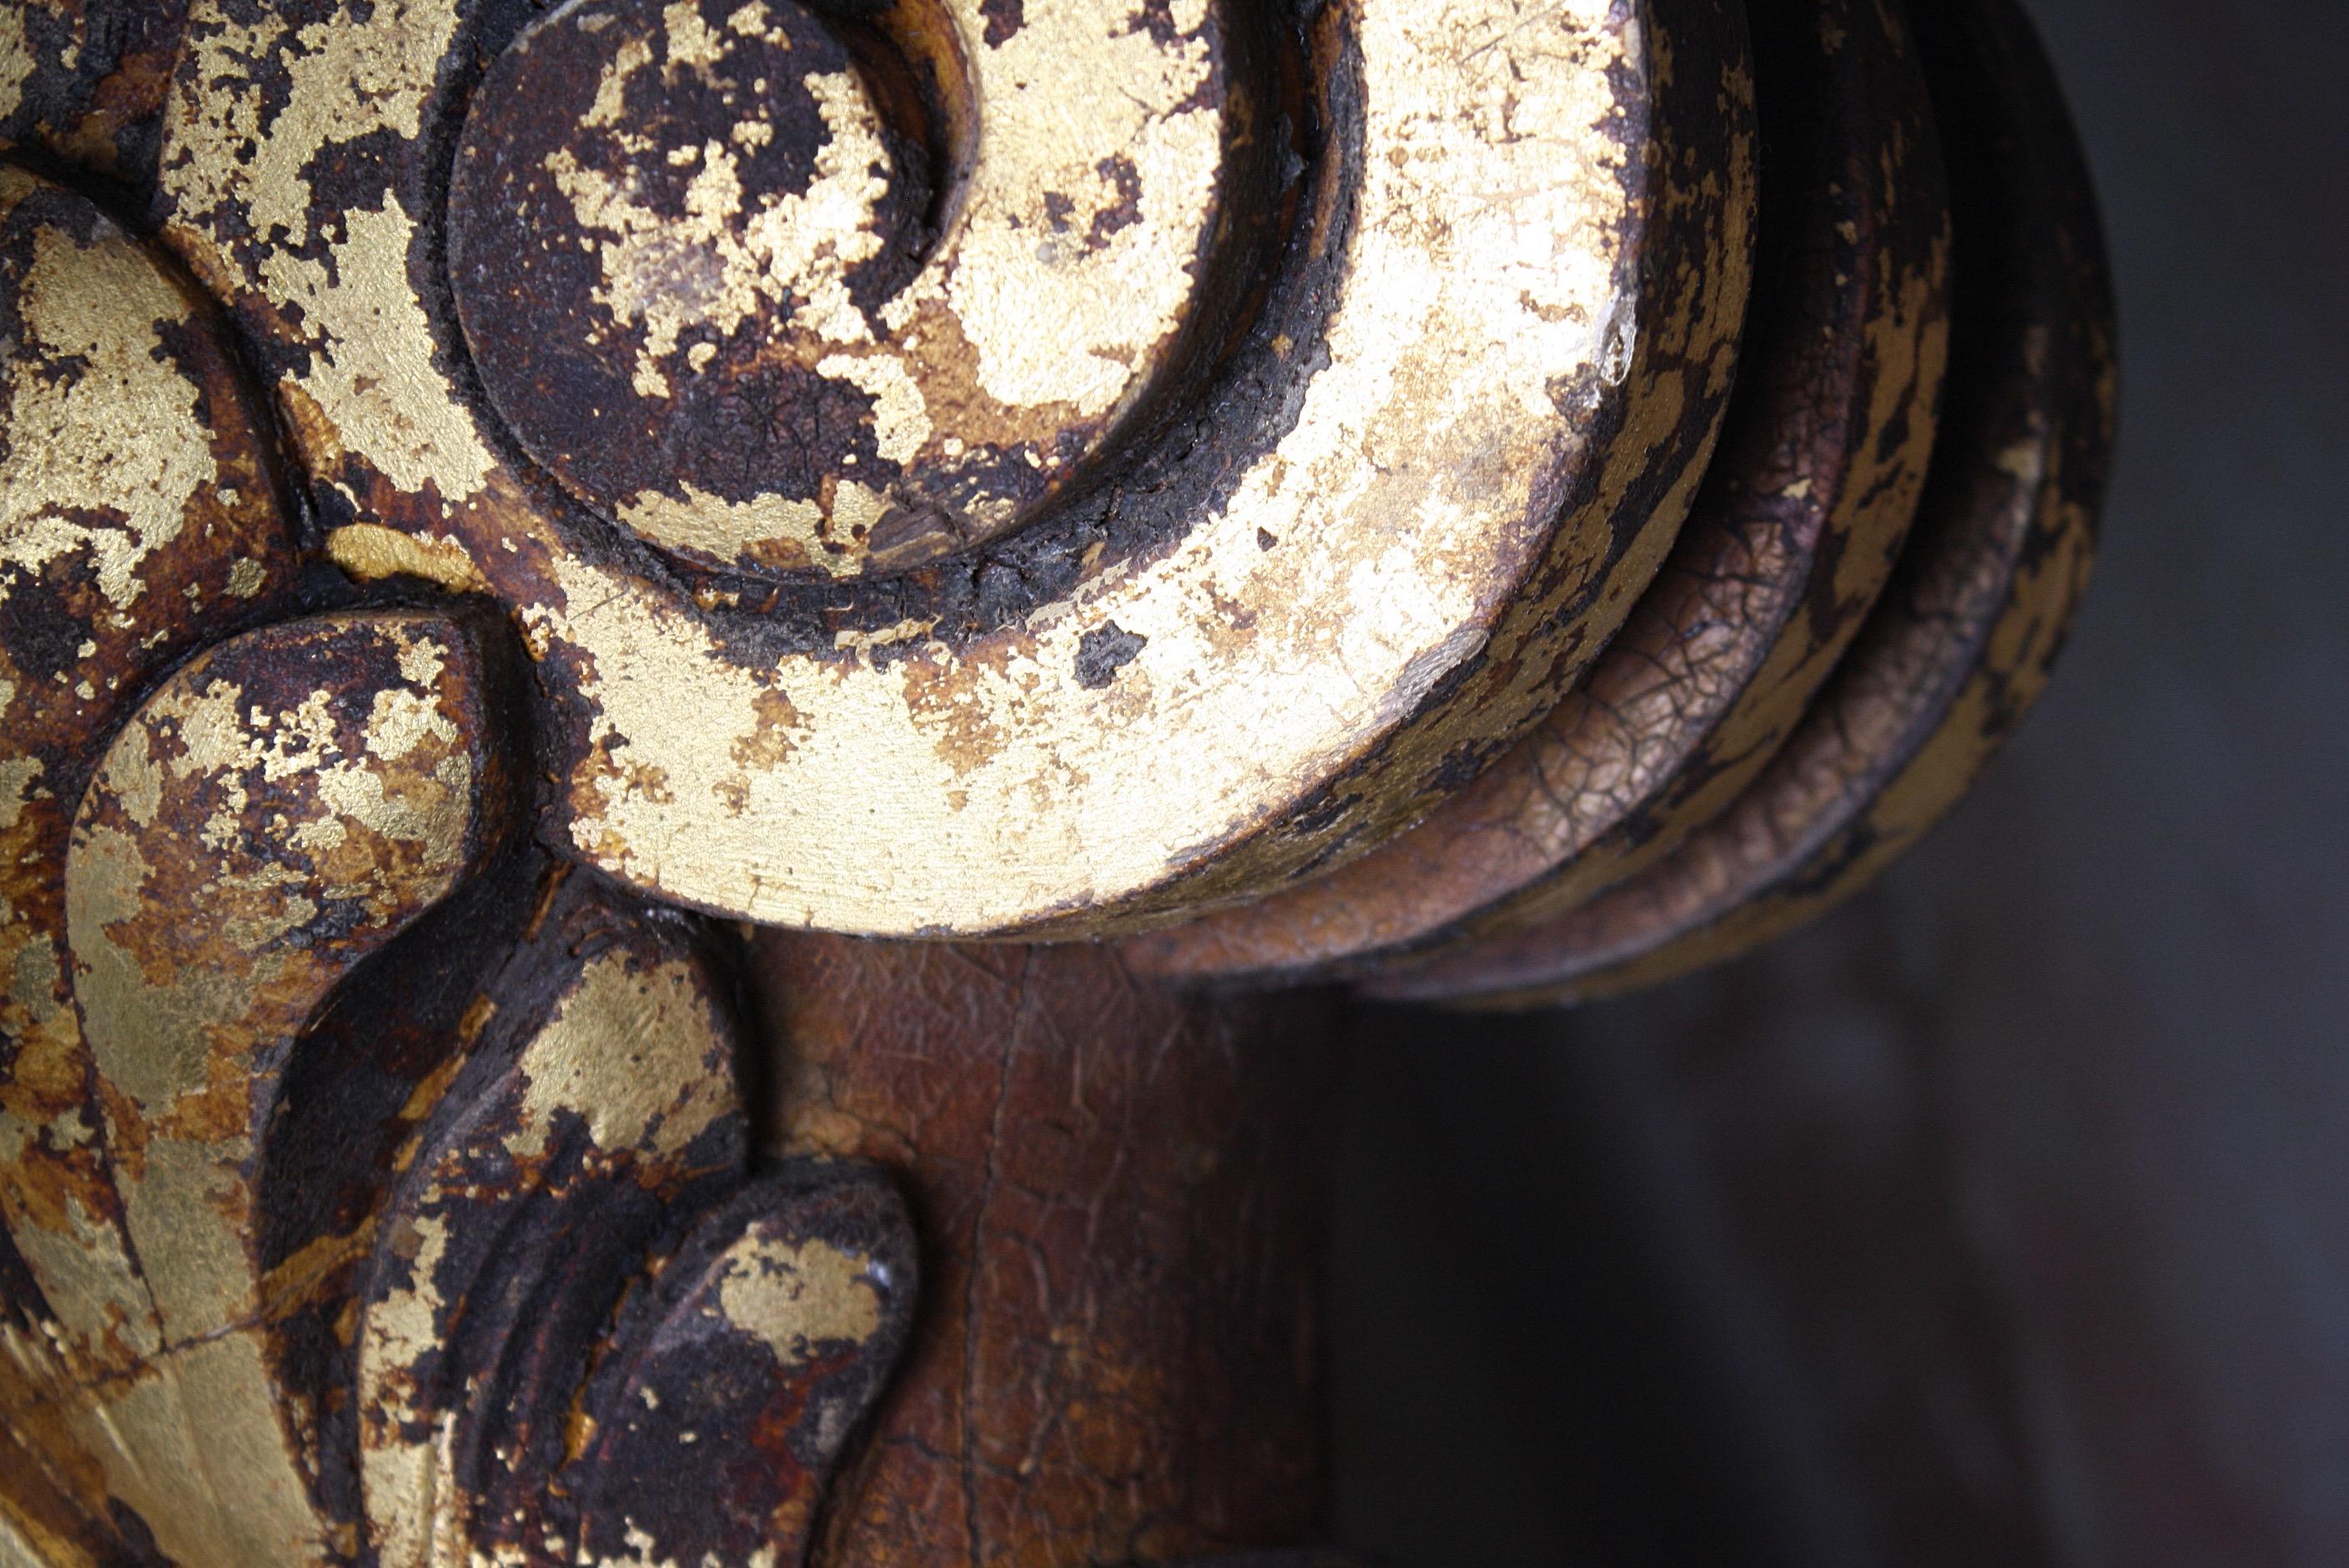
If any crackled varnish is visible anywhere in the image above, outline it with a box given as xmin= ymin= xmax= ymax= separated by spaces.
xmin=0 ymin=0 xmax=2110 ymax=1561
xmin=1128 ymin=0 xmax=1951 ymax=983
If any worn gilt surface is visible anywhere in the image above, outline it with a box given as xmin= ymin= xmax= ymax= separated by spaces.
xmin=0 ymin=0 xmax=2110 ymax=1560
xmin=134 ymin=0 xmax=1767 ymax=937
xmin=1128 ymin=0 xmax=1945 ymax=983
xmin=1367 ymin=0 xmax=2116 ymax=1006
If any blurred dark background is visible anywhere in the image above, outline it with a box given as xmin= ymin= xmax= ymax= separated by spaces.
xmin=1327 ymin=3 xmax=2349 ymax=1563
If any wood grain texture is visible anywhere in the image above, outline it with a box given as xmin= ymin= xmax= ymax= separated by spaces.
xmin=752 ymin=933 xmax=1345 ymax=1567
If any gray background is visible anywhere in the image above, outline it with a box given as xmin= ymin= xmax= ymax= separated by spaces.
xmin=1330 ymin=2 xmax=2349 ymax=1563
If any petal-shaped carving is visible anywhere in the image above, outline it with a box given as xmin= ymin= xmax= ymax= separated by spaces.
xmin=0 ymin=166 xmax=299 ymax=1552
xmin=52 ymin=612 xmax=509 ymax=1561
xmin=571 ymin=1169 xmax=915 ymax=1565
xmin=356 ymin=869 xmax=913 ymax=1565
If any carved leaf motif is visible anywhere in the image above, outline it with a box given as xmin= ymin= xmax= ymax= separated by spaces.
xmin=570 ymin=1172 xmax=917 ymax=1565
xmin=53 ymin=612 xmax=507 ymax=1563
xmin=0 ymin=173 xmax=297 ymax=1544
xmin=355 ymin=868 xmax=914 ymax=1567
xmin=2 ymin=606 xmax=916 ymax=1565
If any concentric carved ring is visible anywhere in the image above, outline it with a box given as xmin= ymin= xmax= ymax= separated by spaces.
xmin=1 ymin=4 xmax=2110 ymax=967
xmin=450 ymin=0 xmax=1250 ymax=580
xmin=1128 ymin=0 xmax=1950 ymax=982
xmin=1361 ymin=0 xmax=2115 ymax=1005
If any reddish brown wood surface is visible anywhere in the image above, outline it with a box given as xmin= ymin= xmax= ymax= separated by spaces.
xmin=750 ymin=936 xmax=1344 ymax=1567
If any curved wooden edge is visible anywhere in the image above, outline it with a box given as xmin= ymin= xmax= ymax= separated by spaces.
xmin=1367 ymin=0 xmax=2116 ymax=1008
xmin=1124 ymin=0 xmax=1945 ymax=985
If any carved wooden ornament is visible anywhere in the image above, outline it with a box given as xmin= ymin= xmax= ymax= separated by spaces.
xmin=0 ymin=0 xmax=2112 ymax=1561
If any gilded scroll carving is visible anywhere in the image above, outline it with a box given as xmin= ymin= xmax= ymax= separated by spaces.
xmin=0 ymin=0 xmax=2112 ymax=1558
xmin=142 ymin=0 xmax=1766 ymax=937
xmin=1127 ymin=0 xmax=1953 ymax=983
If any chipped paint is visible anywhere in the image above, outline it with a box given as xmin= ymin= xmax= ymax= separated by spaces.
xmin=1369 ymin=0 xmax=2115 ymax=1005
xmin=326 ymin=522 xmax=491 ymax=595
xmin=0 ymin=165 xmax=304 ymax=1560
xmin=510 ymin=0 xmax=1742 ymax=937
xmin=0 ymin=10 xmax=30 ymax=127
xmin=350 ymin=875 xmax=913 ymax=1566
xmin=453 ymin=0 xmax=1231 ymax=578
xmin=145 ymin=0 xmax=1761 ymax=938
xmin=713 ymin=1232 xmax=886 ymax=1369
xmin=543 ymin=68 xmax=893 ymax=400
xmin=2 ymin=203 xmax=220 ymax=610
xmin=0 ymin=0 xmax=2110 ymax=1555
xmin=259 ymin=199 xmax=500 ymax=500
xmin=162 ymin=0 xmax=501 ymax=502
xmin=20 ymin=615 xmax=502 ymax=1564
xmin=510 ymin=953 xmax=735 ymax=1160
xmin=1128 ymin=0 xmax=1945 ymax=980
